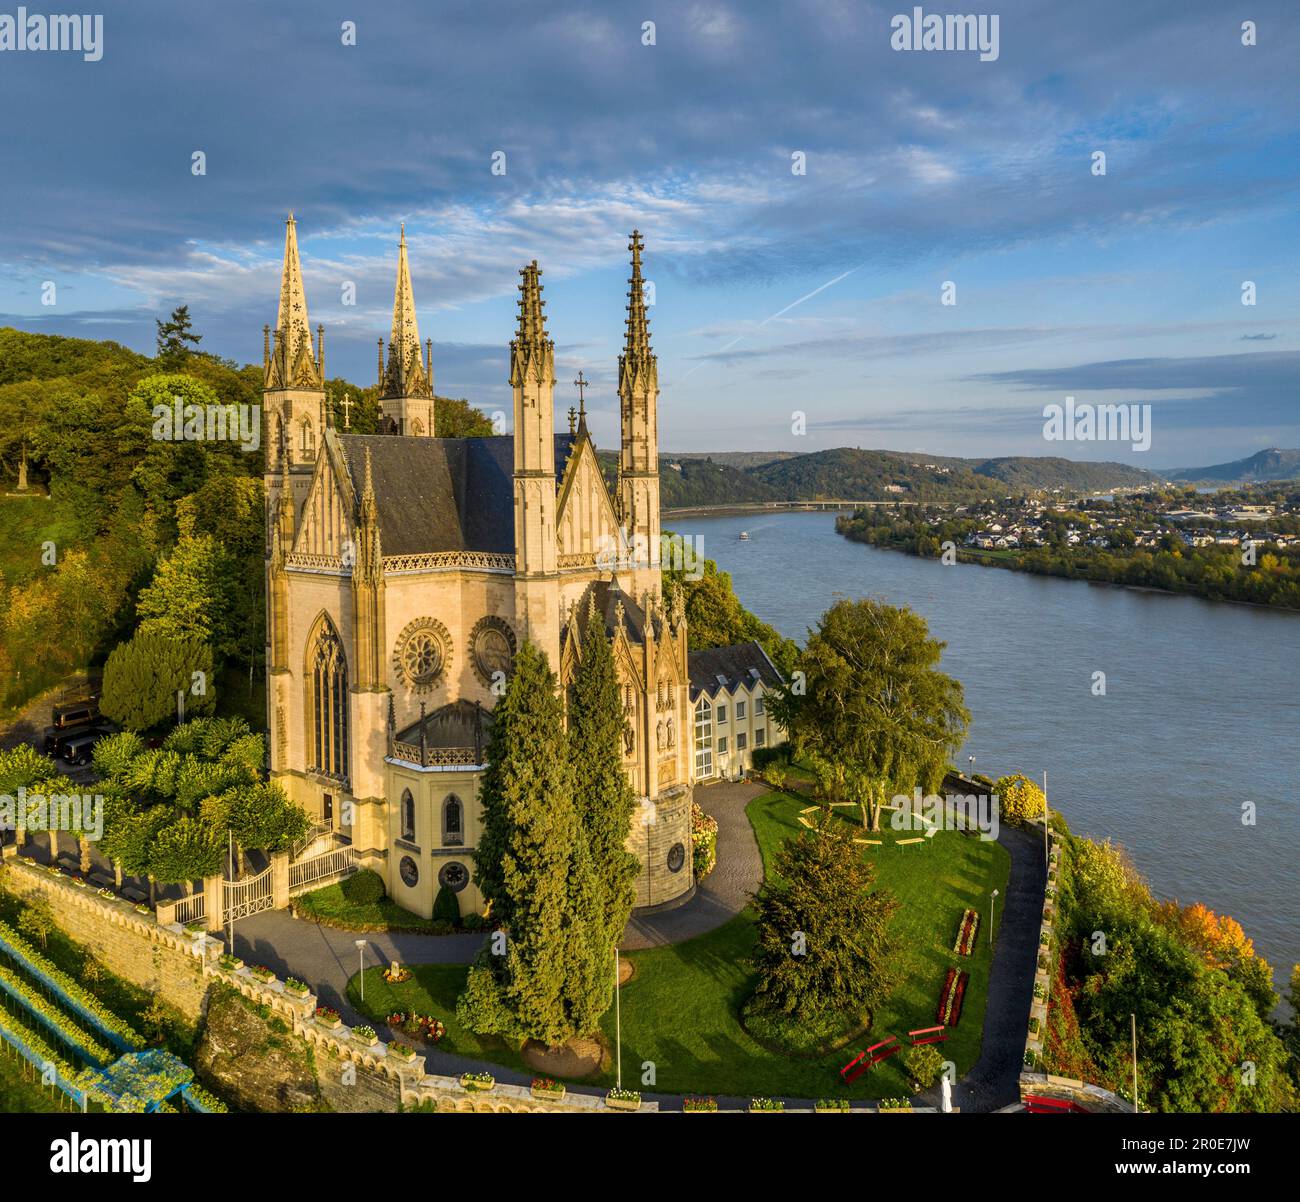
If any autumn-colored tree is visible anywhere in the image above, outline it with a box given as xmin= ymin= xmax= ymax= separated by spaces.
xmin=992 ymin=773 xmax=1045 ymax=827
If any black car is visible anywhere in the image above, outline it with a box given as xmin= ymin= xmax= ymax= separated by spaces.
xmin=61 ymin=728 xmax=110 ymax=767
xmin=42 ymin=699 xmax=101 ymax=753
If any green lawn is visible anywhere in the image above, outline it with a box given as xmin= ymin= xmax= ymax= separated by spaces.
xmin=347 ymin=790 xmax=1010 ymax=1100
xmin=0 ymin=1048 xmax=67 ymax=1112
xmin=295 ymin=881 xmax=461 ymax=934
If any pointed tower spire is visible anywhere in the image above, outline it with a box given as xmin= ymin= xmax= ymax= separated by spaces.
xmin=617 ymin=230 xmax=662 ymax=592
xmin=379 ymin=225 xmax=433 ymax=433
xmin=267 ymin=213 xmax=322 ymax=391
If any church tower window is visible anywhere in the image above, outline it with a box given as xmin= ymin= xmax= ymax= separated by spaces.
xmin=400 ymin=789 xmax=416 ymax=841
xmin=443 ymin=794 xmax=464 ymax=847
xmin=309 ymin=618 xmax=348 ymax=778
xmin=299 ymin=416 xmax=314 ymax=455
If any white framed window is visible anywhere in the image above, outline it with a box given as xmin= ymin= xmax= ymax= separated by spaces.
xmin=736 ymin=700 xmax=746 ymax=720
xmin=717 ymin=736 xmax=728 ymax=754
xmin=694 ymin=698 xmax=713 ymax=779
xmin=756 ymin=694 xmax=764 ymax=715
xmin=755 ymin=728 xmax=766 ymax=747
xmin=737 ymin=732 xmax=747 ymax=751
xmin=716 ymin=704 xmax=727 ymax=724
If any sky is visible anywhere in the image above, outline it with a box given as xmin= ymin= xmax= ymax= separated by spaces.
xmin=1 ymin=0 xmax=1298 ymax=468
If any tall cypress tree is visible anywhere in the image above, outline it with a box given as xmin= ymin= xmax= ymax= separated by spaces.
xmin=568 ymin=600 xmax=640 ymax=965
xmin=459 ymin=641 xmax=606 ymax=1045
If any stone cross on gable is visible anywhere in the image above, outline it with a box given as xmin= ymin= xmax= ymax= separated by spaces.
xmin=340 ymin=393 xmax=354 ymax=430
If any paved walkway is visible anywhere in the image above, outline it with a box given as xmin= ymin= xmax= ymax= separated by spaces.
xmin=231 ymin=777 xmax=766 ymax=1014
xmin=930 ymin=822 xmax=1046 ymax=1113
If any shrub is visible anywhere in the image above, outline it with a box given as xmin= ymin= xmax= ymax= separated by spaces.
xmin=340 ymin=869 xmax=386 ymax=906
xmin=765 ymin=764 xmax=788 ymax=792
xmin=461 ymin=913 xmax=486 ymax=933
xmin=904 ymin=1043 xmax=945 ymax=1091
xmin=992 ymin=773 xmax=1045 ymax=828
xmin=751 ymin=746 xmax=788 ymax=770
xmin=432 ymin=884 xmax=461 ymax=925
xmin=690 ymin=801 xmax=718 ymax=880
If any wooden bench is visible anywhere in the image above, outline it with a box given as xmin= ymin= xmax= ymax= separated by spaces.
xmin=908 ymin=1025 xmax=948 ymax=1046
xmin=1024 ymin=1094 xmax=1084 ymax=1114
xmin=896 ymin=838 xmax=925 ymax=849
xmin=840 ymin=1036 xmax=900 ymax=1084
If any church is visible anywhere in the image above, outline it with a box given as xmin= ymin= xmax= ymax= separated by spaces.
xmin=262 ymin=217 xmax=695 ymax=919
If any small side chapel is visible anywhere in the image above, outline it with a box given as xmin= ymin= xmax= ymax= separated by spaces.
xmin=262 ymin=217 xmax=695 ymax=918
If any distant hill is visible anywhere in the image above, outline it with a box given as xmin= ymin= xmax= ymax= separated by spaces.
xmin=1166 ymin=448 xmax=1300 ymax=484
xmin=664 ymin=450 xmax=803 ymax=470
xmin=969 ymin=455 xmax=1158 ymax=491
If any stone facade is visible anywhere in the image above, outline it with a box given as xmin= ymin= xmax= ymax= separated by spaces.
xmin=262 ymin=221 xmax=694 ymax=919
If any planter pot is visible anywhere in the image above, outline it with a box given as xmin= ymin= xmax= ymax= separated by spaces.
xmin=531 ymin=1085 xmax=566 ymax=1102
xmin=352 ymin=1032 xmax=379 ymax=1047
xmin=460 ymin=1076 xmax=495 ymax=1092
xmin=285 ymin=985 xmax=309 ymax=999
xmin=220 ymin=958 xmax=245 ymax=972
xmin=251 ymin=972 xmax=276 ymax=985
xmin=605 ymin=1095 xmax=641 ymax=1112
xmin=389 ymin=1047 xmax=416 ymax=1062
xmin=879 ymin=1107 xmax=913 ymax=1114
xmin=814 ymin=1105 xmax=849 ymax=1114
xmin=747 ymin=1105 xmax=784 ymax=1114
xmin=316 ymin=1015 xmax=342 ymax=1030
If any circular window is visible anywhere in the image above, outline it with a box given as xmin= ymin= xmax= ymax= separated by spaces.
xmin=399 ymin=855 xmax=419 ymax=888
xmin=393 ymin=617 xmax=452 ymax=692
xmin=667 ymin=842 xmax=686 ymax=873
xmin=469 ymin=616 xmax=517 ymax=686
xmin=439 ymin=861 xmax=469 ymax=893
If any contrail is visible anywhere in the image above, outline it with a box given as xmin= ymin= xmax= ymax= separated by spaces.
xmin=676 ymin=264 xmax=862 ymax=382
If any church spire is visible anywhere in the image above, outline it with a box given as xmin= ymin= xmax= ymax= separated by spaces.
xmin=622 ymin=229 xmax=652 ymax=369
xmin=390 ymin=224 xmax=421 ymax=362
xmin=379 ymin=224 xmax=433 ymax=431
xmin=267 ymin=213 xmax=322 ymax=390
xmin=277 ymin=214 xmax=314 ymax=363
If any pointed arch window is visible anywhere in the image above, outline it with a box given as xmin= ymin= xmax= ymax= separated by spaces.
xmin=401 ymin=789 xmax=416 ymax=842
xmin=300 ymin=416 xmax=314 ymax=455
xmin=309 ymin=619 xmax=349 ymax=778
xmin=442 ymin=794 xmax=464 ymax=847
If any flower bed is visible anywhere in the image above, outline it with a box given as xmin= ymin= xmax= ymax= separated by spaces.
xmin=284 ymin=978 xmax=310 ymax=998
xmin=249 ymin=965 xmax=276 ymax=984
xmin=387 ymin=1011 xmax=446 ymax=1044
xmin=748 ymin=1096 xmax=784 ymax=1112
xmin=382 ymin=963 xmax=413 ymax=985
xmin=314 ymin=1007 xmax=342 ymax=1029
xmin=605 ymin=1087 xmax=641 ymax=1111
xmin=879 ymin=1097 xmax=912 ymax=1111
xmin=461 ymin=1072 xmax=495 ymax=1092
xmin=815 ymin=1098 xmax=851 ymax=1113
xmin=530 ymin=1077 xmax=566 ymax=1100
xmin=353 ymin=1025 xmax=378 ymax=1046
xmin=683 ymin=1095 xmax=717 ymax=1112
xmin=952 ymin=907 xmax=980 ymax=956
xmin=936 ymin=967 xmax=970 ymax=1027
xmin=388 ymin=1041 xmax=417 ymax=1061
xmin=691 ymin=802 xmax=719 ymax=881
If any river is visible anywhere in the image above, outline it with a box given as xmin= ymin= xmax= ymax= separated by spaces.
xmin=675 ymin=510 xmax=1300 ymax=991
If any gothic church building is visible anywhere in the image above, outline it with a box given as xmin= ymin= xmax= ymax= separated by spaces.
xmin=263 ymin=217 xmax=694 ymax=918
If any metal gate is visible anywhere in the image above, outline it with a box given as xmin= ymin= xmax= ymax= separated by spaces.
xmin=222 ymin=864 xmax=274 ymax=922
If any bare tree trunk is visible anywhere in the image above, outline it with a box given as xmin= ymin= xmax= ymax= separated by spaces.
xmin=78 ymin=836 xmax=91 ymax=875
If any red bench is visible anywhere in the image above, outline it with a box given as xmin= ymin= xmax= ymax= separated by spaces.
xmin=908 ymin=1025 xmax=948 ymax=1046
xmin=1024 ymin=1094 xmax=1086 ymax=1114
xmin=840 ymin=1036 xmax=900 ymax=1083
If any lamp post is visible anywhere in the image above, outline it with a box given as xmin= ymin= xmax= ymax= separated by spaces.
xmin=968 ymin=754 xmax=975 ymax=778
xmin=614 ymin=947 xmax=623 ymax=1092
xmin=989 ymin=889 xmax=999 ymax=946
xmin=355 ymin=939 xmax=368 ymax=1003
xmin=1131 ymin=1013 xmax=1139 ymax=1114
xmin=1042 ymin=770 xmax=1050 ymax=867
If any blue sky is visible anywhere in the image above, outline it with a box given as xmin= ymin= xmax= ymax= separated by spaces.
xmin=1 ymin=0 xmax=1297 ymax=466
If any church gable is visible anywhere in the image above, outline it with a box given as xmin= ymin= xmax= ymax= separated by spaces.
xmin=556 ymin=437 xmax=620 ymax=560
xmin=294 ymin=437 xmax=355 ymax=558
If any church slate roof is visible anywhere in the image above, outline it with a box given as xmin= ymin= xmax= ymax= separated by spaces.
xmin=688 ymin=641 xmax=784 ymax=700
xmin=336 ymin=433 xmax=576 ymax=557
